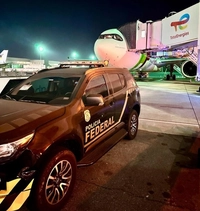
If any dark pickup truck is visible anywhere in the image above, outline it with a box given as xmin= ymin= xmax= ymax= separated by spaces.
xmin=0 ymin=60 xmax=140 ymax=211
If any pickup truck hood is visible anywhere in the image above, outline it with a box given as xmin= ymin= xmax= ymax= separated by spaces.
xmin=0 ymin=99 xmax=65 ymax=143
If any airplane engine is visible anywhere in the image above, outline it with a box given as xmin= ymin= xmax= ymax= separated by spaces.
xmin=181 ymin=60 xmax=197 ymax=78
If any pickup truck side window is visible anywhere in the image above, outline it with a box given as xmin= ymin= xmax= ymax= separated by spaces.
xmin=84 ymin=75 xmax=108 ymax=98
xmin=107 ymin=73 xmax=125 ymax=93
xmin=119 ymin=74 xmax=126 ymax=88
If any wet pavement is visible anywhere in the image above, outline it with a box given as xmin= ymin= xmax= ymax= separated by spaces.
xmin=21 ymin=80 xmax=200 ymax=211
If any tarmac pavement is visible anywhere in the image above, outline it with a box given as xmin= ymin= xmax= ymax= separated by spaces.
xmin=21 ymin=80 xmax=200 ymax=211
xmin=62 ymin=131 xmax=200 ymax=211
xmin=138 ymin=80 xmax=200 ymax=137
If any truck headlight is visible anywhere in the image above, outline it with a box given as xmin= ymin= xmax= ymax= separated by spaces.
xmin=0 ymin=133 xmax=34 ymax=158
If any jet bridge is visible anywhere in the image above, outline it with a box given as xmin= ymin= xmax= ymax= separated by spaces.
xmin=135 ymin=2 xmax=200 ymax=80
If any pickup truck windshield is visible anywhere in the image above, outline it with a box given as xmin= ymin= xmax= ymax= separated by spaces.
xmin=3 ymin=76 xmax=80 ymax=104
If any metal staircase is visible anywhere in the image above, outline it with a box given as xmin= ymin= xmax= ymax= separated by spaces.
xmin=173 ymin=64 xmax=182 ymax=75
xmin=185 ymin=49 xmax=198 ymax=65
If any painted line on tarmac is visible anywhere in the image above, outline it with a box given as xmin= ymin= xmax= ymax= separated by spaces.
xmin=139 ymin=118 xmax=199 ymax=127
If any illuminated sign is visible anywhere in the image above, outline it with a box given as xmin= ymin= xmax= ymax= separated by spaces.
xmin=171 ymin=13 xmax=190 ymax=31
xmin=161 ymin=3 xmax=198 ymax=46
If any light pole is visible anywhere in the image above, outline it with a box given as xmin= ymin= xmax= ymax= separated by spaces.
xmin=39 ymin=46 xmax=44 ymax=60
xmin=37 ymin=44 xmax=44 ymax=69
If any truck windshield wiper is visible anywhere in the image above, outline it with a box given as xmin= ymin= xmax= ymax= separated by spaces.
xmin=2 ymin=94 xmax=16 ymax=101
xmin=19 ymin=99 xmax=46 ymax=104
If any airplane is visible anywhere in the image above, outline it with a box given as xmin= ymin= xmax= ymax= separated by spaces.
xmin=94 ymin=28 xmax=197 ymax=79
xmin=0 ymin=50 xmax=9 ymax=67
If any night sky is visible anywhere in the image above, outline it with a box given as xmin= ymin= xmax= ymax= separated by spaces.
xmin=1 ymin=0 xmax=199 ymax=61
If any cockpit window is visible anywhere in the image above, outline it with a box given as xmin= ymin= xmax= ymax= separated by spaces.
xmin=98 ymin=34 xmax=123 ymax=41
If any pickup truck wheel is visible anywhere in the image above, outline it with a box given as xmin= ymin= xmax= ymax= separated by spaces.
xmin=126 ymin=110 xmax=138 ymax=140
xmin=30 ymin=149 xmax=76 ymax=211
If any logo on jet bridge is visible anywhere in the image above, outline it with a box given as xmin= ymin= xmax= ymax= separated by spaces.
xmin=170 ymin=13 xmax=190 ymax=31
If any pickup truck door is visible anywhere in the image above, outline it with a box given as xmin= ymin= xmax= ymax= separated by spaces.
xmin=80 ymin=74 xmax=116 ymax=149
xmin=106 ymin=73 xmax=127 ymax=124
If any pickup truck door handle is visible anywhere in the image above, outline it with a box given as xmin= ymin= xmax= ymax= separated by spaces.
xmin=110 ymin=101 xmax=114 ymax=106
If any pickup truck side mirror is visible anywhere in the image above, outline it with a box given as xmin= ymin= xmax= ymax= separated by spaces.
xmin=84 ymin=94 xmax=104 ymax=106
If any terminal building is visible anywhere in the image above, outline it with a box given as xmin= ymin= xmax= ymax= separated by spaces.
xmin=0 ymin=57 xmax=60 ymax=77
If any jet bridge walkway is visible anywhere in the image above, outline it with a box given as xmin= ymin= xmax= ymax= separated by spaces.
xmin=121 ymin=2 xmax=200 ymax=79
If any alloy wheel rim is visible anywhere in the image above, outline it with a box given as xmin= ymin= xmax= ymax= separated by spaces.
xmin=130 ymin=114 xmax=137 ymax=135
xmin=45 ymin=160 xmax=72 ymax=205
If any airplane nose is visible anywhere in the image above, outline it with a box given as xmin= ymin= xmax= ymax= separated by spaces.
xmin=94 ymin=40 xmax=109 ymax=60
xmin=94 ymin=39 xmax=126 ymax=61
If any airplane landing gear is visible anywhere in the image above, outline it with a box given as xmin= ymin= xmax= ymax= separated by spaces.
xmin=166 ymin=64 xmax=176 ymax=80
xmin=138 ymin=72 xmax=148 ymax=79
xmin=166 ymin=74 xmax=176 ymax=80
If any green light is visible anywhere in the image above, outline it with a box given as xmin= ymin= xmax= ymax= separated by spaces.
xmin=39 ymin=46 xmax=44 ymax=52
xmin=35 ymin=43 xmax=45 ymax=53
xmin=72 ymin=51 xmax=79 ymax=59
xmin=89 ymin=54 xmax=96 ymax=60
xmin=35 ymin=43 xmax=45 ymax=61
